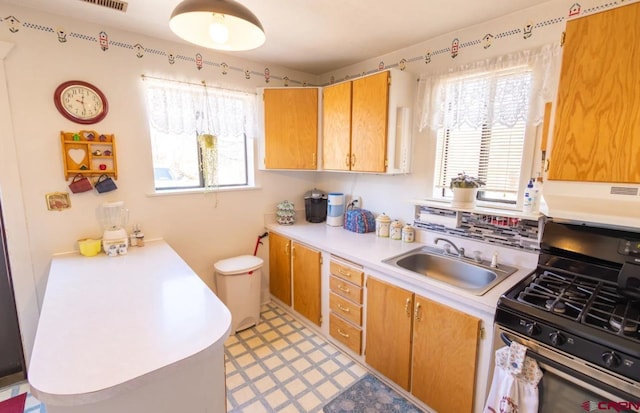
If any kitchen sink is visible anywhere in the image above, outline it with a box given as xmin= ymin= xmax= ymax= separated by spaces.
xmin=382 ymin=246 xmax=518 ymax=295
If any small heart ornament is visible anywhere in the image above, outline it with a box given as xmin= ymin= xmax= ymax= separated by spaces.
xmin=68 ymin=148 xmax=86 ymax=165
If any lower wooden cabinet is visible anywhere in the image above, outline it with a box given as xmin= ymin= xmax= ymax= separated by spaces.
xmin=411 ymin=295 xmax=480 ymax=413
xmin=365 ymin=277 xmax=413 ymax=390
xmin=292 ymin=242 xmax=321 ymax=326
xmin=365 ymin=276 xmax=480 ymax=413
xmin=268 ymin=232 xmax=292 ymax=305
xmin=268 ymin=232 xmax=321 ymax=326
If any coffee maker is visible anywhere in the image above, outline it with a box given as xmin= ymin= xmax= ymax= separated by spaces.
xmin=304 ymin=188 xmax=327 ymax=223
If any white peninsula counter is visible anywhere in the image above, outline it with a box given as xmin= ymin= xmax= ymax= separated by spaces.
xmin=29 ymin=240 xmax=231 ymax=413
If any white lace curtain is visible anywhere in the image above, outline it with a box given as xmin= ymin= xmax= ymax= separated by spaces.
xmin=417 ymin=43 xmax=562 ymax=132
xmin=143 ymin=77 xmax=257 ymax=138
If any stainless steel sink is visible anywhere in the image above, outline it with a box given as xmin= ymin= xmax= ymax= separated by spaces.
xmin=382 ymin=246 xmax=517 ymax=295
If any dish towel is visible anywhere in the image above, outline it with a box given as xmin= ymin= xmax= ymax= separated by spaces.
xmin=484 ymin=341 xmax=543 ymax=413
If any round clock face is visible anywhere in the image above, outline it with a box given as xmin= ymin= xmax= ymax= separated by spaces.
xmin=54 ymin=81 xmax=108 ymax=124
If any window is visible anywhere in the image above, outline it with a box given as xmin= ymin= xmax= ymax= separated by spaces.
xmin=433 ymin=68 xmax=532 ymax=203
xmin=418 ymin=44 xmax=562 ymax=208
xmin=143 ymin=77 xmax=256 ymax=191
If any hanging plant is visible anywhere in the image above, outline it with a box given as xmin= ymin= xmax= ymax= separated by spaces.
xmin=198 ymin=133 xmax=218 ymax=190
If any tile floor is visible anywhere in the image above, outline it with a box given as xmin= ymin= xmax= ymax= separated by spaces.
xmin=0 ymin=301 xmax=369 ymax=413
xmin=225 ymin=302 xmax=368 ymax=412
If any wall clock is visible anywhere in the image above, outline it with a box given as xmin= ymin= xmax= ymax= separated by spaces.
xmin=54 ymin=80 xmax=108 ymax=124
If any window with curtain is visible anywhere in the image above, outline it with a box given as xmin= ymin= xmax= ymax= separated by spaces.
xmin=142 ymin=77 xmax=256 ymax=191
xmin=418 ymin=44 xmax=561 ymax=207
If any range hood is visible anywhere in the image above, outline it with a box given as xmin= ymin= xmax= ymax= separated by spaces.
xmin=540 ymin=180 xmax=640 ymax=231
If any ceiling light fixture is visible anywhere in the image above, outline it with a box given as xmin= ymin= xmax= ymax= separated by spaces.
xmin=170 ymin=0 xmax=265 ymax=51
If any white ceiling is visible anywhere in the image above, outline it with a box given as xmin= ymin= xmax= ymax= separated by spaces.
xmin=2 ymin=0 xmax=546 ymax=75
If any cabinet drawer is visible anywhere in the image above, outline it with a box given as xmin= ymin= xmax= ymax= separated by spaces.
xmin=330 ymin=260 xmax=364 ymax=286
xmin=330 ymin=275 xmax=363 ymax=304
xmin=330 ymin=313 xmax=362 ymax=355
xmin=330 ymin=292 xmax=362 ymax=326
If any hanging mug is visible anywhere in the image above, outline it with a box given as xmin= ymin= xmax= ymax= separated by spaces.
xmin=94 ymin=174 xmax=117 ymax=193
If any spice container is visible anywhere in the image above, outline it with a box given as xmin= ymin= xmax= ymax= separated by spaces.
xmin=402 ymin=224 xmax=415 ymax=243
xmin=375 ymin=213 xmax=391 ymax=237
xmin=390 ymin=220 xmax=403 ymax=240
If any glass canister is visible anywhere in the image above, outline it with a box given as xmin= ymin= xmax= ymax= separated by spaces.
xmin=390 ymin=220 xmax=403 ymax=240
xmin=402 ymin=224 xmax=415 ymax=243
xmin=375 ymin=213 xmax=391 ymax=237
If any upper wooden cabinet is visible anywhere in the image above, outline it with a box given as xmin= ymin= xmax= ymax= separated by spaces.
xmin=322 ymin=69 xmax=415 ymax=174
xmin=548 ymin=2 xmax=640 ymax=183
xmin=260 ymin=87 xmax=319 ymax=170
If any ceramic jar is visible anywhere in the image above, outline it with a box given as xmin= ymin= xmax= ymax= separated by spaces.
xmin=390 ymin=220 xmax=403 ymax=240
xmin=402 ymin=224 xmax=415 ymax=243
xmin=276 ymin=200 xmax=296 ymax=225
xmin=375 ymin=213 xmax=391 ymax=237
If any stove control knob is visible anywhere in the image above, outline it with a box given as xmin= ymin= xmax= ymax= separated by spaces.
xmin=525 ymin=322 xmax=540 ymax=336
xmin=548 ymin=331 xmax=565 ymax=346
xmin=601 ymin=351 xmax=621 ymax=368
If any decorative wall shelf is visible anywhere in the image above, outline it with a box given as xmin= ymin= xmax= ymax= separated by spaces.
xmin=60 ymin=130 xmax=117 ymax=180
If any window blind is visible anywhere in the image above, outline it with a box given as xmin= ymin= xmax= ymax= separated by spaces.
xmin=434 ymin=68 xmax=532 ymax=200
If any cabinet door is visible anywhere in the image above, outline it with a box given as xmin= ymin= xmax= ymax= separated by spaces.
xmin=365 ymin=277 xmax=413 ymax=390
xmin=292 ymin=242 xmax=321 ymax=326
xmin=263 ymin=88 xmax=318 ymax=170
xmin=548 ymin=2 xmax=640 ymax=183
xmin=411 ymin=296 xmax=480 ymax=413
xmin=268 ymin=232 xmax=292 ymax=305
xmin=351 ymin=71 xmax=389 ymax=173
xmin=322 ymin=81 xmax=352 ymax=171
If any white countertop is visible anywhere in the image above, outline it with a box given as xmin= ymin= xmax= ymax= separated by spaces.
xmin=266 ymin=221 xmax=538 ymax=314
xmin=28 ymin=240 xmax=231 ymax=406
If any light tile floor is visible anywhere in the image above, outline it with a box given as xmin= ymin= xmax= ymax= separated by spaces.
xmin=225 ymin=302 xmax=368 ymax=412
xmin=0 ymin=301 xmax=368 ymax=413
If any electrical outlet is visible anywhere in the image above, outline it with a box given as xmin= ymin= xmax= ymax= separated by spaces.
xmin=349 ymin=195 xmax=362 ymax=208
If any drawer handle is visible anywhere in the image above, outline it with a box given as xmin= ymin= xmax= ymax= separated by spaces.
xmin=337 ymin=303 xmax=351 ymax=313
xmin=337 ymin=328 xmax=350 ymax=338
xmin=337 ymin=284 xmax=351 ymax=293
xmin=338 ymin=268 xmax=352 ymax=277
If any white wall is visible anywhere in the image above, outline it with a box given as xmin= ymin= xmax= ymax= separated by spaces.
xmin=0 ymin=4 xmax=320 ymax=363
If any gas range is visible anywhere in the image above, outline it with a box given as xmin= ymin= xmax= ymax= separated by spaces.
xmin=495 ymin=220 xmax=640 ymax=400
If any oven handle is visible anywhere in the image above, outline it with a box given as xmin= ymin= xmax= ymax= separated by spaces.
xmin=500 ymin=332 xmax=547 ymax=363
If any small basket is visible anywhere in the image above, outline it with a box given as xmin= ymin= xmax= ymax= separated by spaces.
xmin=94 ymin=174 xmax=117 ymax=193
xmin=68 ymin=174 xmax=93 ymax=193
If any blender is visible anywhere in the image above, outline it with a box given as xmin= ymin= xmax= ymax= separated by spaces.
xmin=98 ymin=201 xmax=129 ymax=256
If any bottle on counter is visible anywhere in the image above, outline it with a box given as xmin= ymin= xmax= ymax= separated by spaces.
xmin=523 ymin=179 xmax=535 ymax=214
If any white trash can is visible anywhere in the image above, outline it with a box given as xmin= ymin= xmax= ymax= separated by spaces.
xmin=214 ymin=255 xmax=263 ymax=334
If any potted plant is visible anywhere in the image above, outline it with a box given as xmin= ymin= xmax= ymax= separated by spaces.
xmin=450 ymin=172 xmax=485 ymax=208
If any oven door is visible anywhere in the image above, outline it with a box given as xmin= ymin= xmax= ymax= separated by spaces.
xmin=494 ymin=326 xmax=640 ymax=413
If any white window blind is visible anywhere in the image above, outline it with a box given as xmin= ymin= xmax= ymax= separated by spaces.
xmin=433 ymin=68 xmax=532 ymax=202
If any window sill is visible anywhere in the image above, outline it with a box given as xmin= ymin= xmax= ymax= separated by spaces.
xmin=411 ymin=198 xmax=542 ymax=220
xmin=147 ymin=185 xmax=261 ymax=197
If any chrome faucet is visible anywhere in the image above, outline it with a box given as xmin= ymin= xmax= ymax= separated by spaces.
xmin=434 ymin=237 xmax=465 ymax=258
